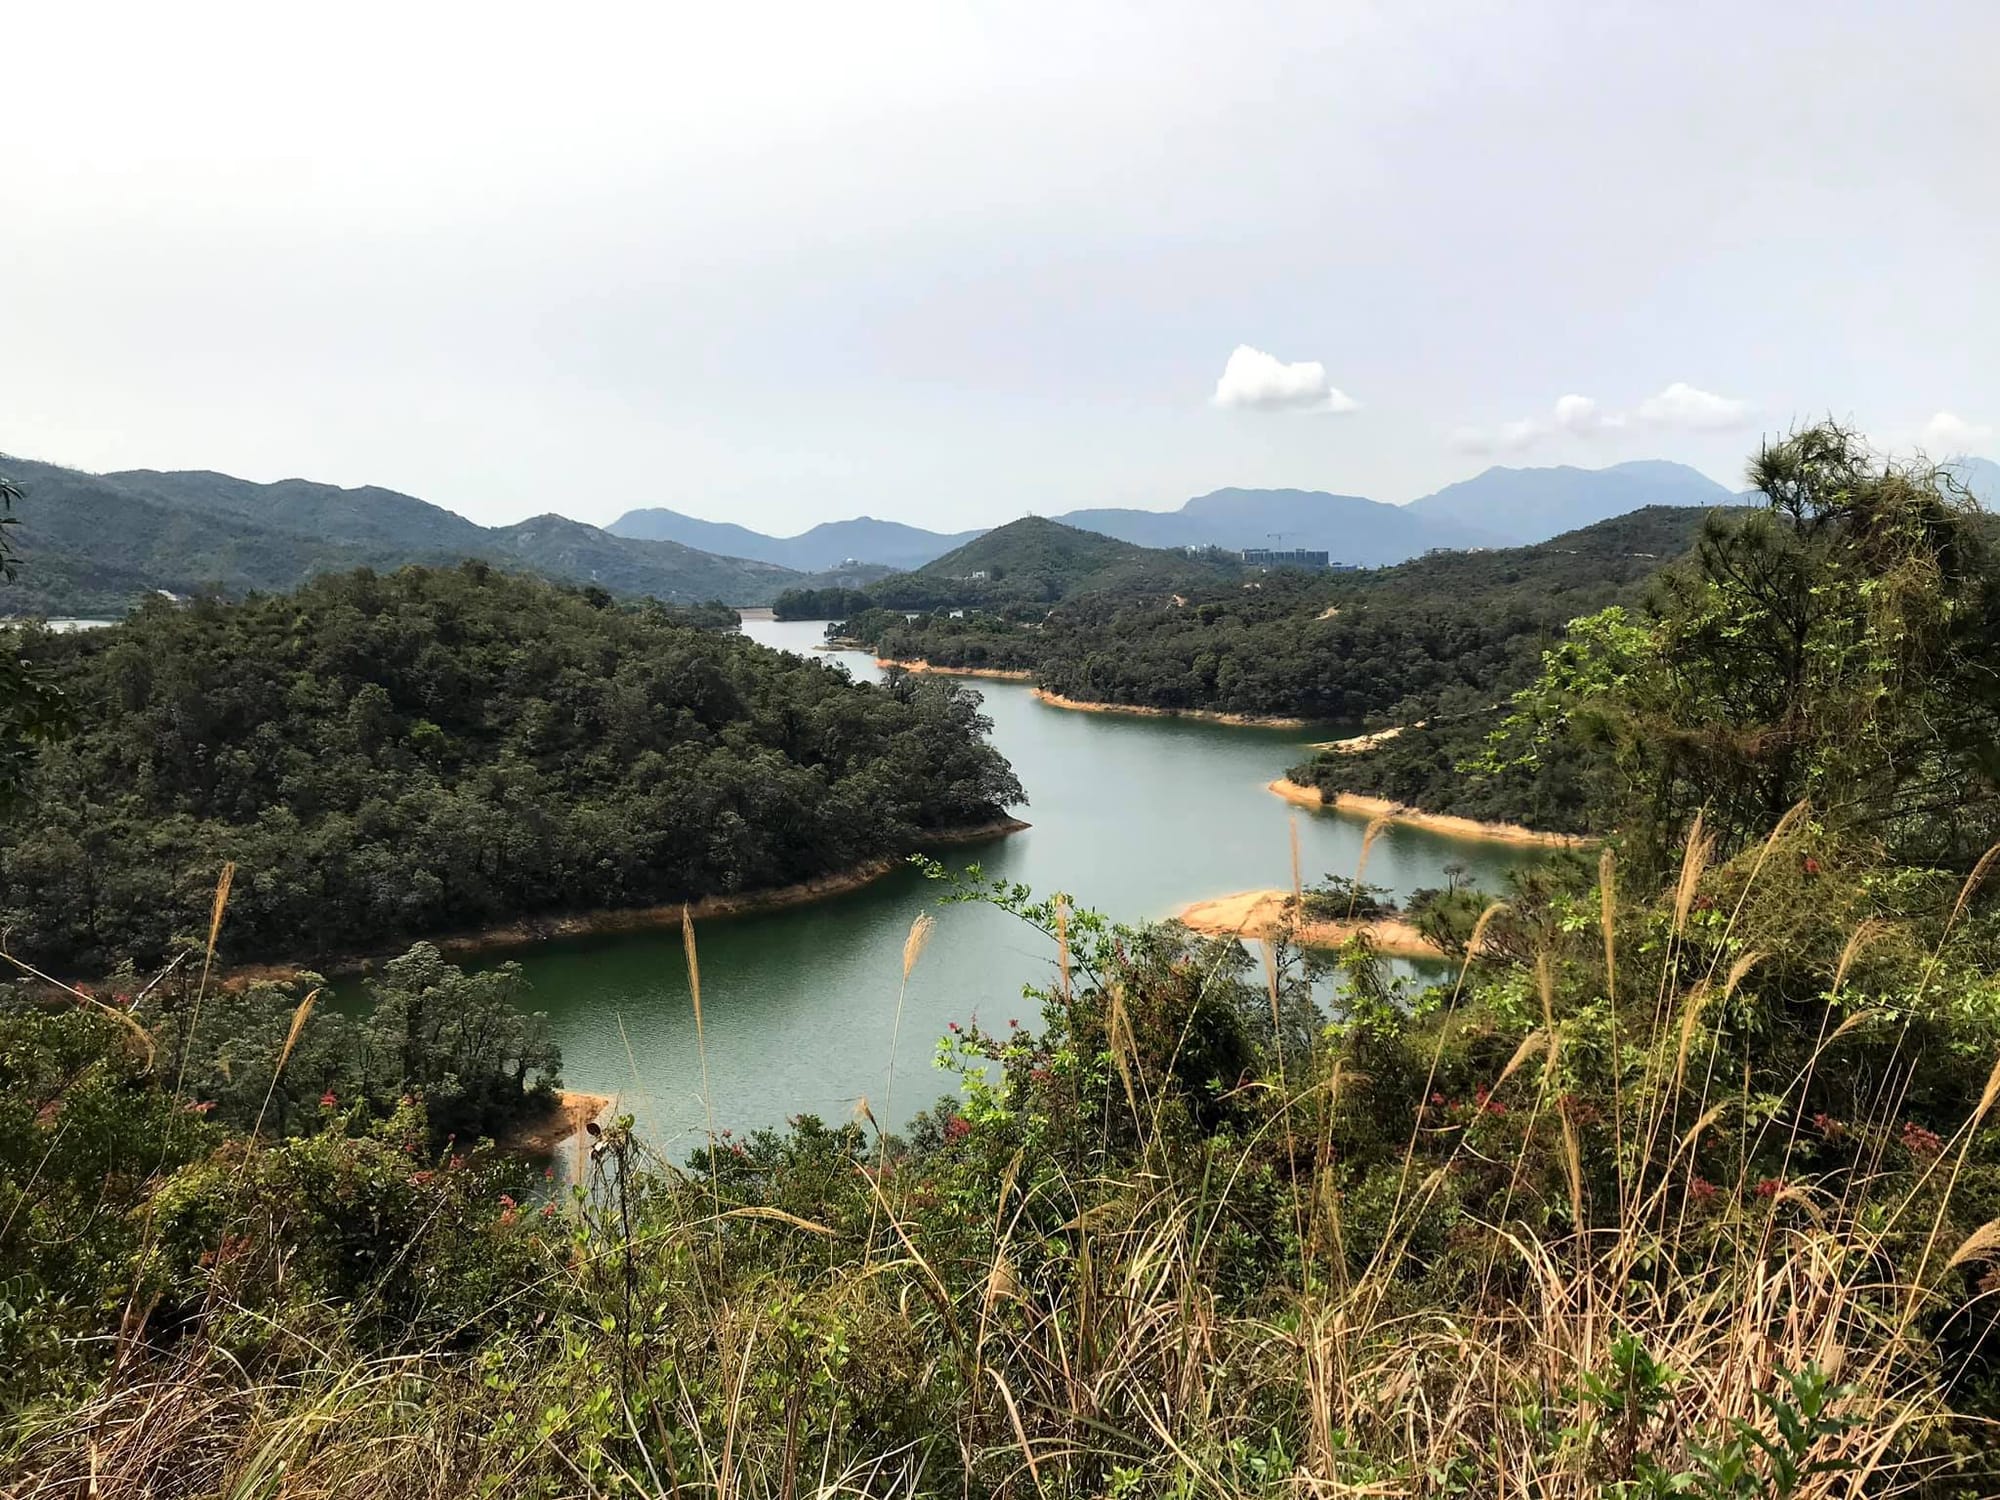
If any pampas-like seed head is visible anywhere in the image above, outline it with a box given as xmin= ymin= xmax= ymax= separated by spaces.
xmin=902 ymin=912 xmax=934 ymax=983
xmin=1946 ymin=1218 xmax=2000 ymax=1271
xmin=1466 ymin=901 xmax=1509 ymax=962
xmin=1672 ymin=813 xmax=1712 ymax=935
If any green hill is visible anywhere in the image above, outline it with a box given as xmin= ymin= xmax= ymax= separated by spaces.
xmin=0 ymin=456 xmax=877 ymax=614
xmin=0 ymin=563 xmax=1022 ymax=968
xmin=776 ymin=516 xmax=1242 ymax=618
xmin=845 ymin=504 xmax=1732 ymax=710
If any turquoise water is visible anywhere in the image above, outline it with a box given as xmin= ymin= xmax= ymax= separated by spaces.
xmin=505 ymin=616 xmax=1532 ymax=1156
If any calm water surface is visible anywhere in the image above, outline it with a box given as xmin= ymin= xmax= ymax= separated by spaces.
xmin=508 ymin=616 xmax=1535 ymax=1154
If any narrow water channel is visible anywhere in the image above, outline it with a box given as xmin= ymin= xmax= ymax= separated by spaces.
xmin=505 ymin=616 xmax=1538 ymax=1153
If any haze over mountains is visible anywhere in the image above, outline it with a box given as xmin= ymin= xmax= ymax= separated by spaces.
xmin=614 ymin=459 xmax=1741 ymax=571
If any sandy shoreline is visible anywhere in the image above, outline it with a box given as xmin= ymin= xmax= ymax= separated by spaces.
xmin=1176 ymin=889 xmax=1441 ymax=959
xmin=876 ymin=658 xmax=1036 ymax=681
xmin=1266 ymin=779 xmax=1583 ymax=847
xmin=224 ymin=815 xmax=1030 ymax=985
xmin=1034 ymin=689 xmax=1312 ymax=730
xmin=1313 ymin=723 xmax=1414 ymax=754
xmin=501 ymin=1089 xmax=614 ymax=1159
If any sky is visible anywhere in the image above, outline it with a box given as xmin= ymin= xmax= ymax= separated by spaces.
xmin=5 ymin=0 xmax=1996 ymax=534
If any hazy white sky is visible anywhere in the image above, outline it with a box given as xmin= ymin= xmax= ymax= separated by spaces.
xmin=6 ymin=0 xmax=1995 ymax=532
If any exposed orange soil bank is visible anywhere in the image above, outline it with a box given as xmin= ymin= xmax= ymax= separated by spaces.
xmin=876 ymin=658 xmax=1036 ymax=681
xmin=1267 ymin=779 xmax=1584 ymax=848
xmin=1033 ymin=689 xmax=1312 ymax=730
xmin=226 ymin=816 xmax=1030 ymax=985
xmin=1176 ymin=889 xmax=1441 ymax=959
xmin=1313 ymin=724 xmax=1413 ymax=754
xmin=502 ymin=1090 xmax=613 ymax=1158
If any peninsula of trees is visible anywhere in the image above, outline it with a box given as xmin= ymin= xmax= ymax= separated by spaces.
xmin=0 ymin=562 xmax=1023 ymax=969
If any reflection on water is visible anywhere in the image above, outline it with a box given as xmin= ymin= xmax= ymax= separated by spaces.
xmin=501 ymin=616 xmax=1538 ymax=1155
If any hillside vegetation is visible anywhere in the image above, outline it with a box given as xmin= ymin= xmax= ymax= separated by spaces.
xmin=847 ymin=506 xmax=1723 ymax=725
xmin=0 ymin=456 xmax=883 ymax=614
xmin=3 ymin=432 xmax=2000 ymax=1497
xmin=775 ymin=515 xmax=1242 ymax=617
xmin=0 ymin=562 xmax=1022 ymax=969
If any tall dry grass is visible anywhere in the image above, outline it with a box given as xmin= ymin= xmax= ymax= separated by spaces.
xmin=6 ymin=826 xmax=1996 ymax=1499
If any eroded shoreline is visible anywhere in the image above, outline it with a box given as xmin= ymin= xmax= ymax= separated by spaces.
xmin=1266 ymin=778 xmax=1584 ymax=847
xmin=1175 ymin=888 xmax=1441 ymax=959
xmin=876 ymin=658 xmax=1036 ymax=681
xmin=1034 ymin=690 xmax=1312 ymax=730
xmin=228 ymin=815 xmax=1030 ymax=984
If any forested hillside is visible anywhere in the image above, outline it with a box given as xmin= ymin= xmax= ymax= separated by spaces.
xmin=849 ymin=506 xmax=1723 ymax=717
xmin=6 ymin=429 xmax=2000 ymax=1498
xmin=0 ymin=455 xmax=883 ymax=613
xmin=776 ymin=515 xmax=1242 ymax=616
xmin=0 ymin=563 xmax=1022 ymax=968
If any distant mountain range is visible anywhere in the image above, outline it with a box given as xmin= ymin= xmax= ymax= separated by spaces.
xmin=11 ymin=448 xmax=1986 ymax=620
xmin=0 ymin=457 xmax=888 ymax=616
xmin=608 ymin=508 xmax=985 ymax=572
xmin=613 ymin=459 xmax=1741 ymax=571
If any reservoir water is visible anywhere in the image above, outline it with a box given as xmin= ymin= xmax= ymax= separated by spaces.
xmin=513 ymin=616 xmax=1538 ymax=1156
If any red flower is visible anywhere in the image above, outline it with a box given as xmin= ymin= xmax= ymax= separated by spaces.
xmin=948 ymin=1022 xmax=961 ymax=1034
xmin=1689 ymin=1176 xmax=1719 ymax=1203
xmin=1754 ymin=1177 xmax=1784 ymax=1199
xmin=1803 ymin=856 xmax=1822 ymax=876
xmin=319 ymin=1090 xmax=338 ymax=1109
xmin=541 ymin=1203 xmax=556 ymax=1219
xmin=1813 ymin=1112 xmax=1846 ymax=1141
xmin=1007 ymin=1018 xmax=1019 ymax=1028
xmin=1900 ymin=1120 xmax=1943 ymax=1158
xmin=944 ymin=1115 xmax=972 ymax=1142
xmin=498 ymin=1193 xmax=517 ymax=1209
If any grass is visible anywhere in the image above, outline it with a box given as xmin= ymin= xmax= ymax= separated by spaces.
xmin=4 ymin=820 xmax=1998 ymax=1499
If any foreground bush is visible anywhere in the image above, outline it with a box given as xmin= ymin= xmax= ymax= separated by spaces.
xmin=4 ymin=817 xmax=1999 ymax=1498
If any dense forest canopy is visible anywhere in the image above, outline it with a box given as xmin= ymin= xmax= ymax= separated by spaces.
xmin=845 ymin=505 xmax=1723 ymax=722
xmin=0 ymin=562 xmax=1022 ymax=968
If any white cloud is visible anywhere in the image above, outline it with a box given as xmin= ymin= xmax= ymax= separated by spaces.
xmin=1553 ymin=393 xmax=1613 ymax=436
xmin=1211 ymin=345 xmax=1359 ymax=413
xmin=1920 ymin=410 xmax=1994 ymax=455
xmin=1636 ymin=381 xmax=1751 ymax=430
xmin=1453 ymin=394 xmax=1618 ymax=455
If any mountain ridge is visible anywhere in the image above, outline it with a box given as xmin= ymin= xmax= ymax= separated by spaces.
xmin=0 ymin=455 xmax=882 ymax=616
xmin=618 ymin=459 xmax=1737 ymax=571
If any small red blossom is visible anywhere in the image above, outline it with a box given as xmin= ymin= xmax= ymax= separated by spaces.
xmin=408 ymin=1170 xmax=435 ymax=1187
xmin=544 ymin=1166 xmax=555 ymax=1180
xmin=541 ymin=1203 xmax=556 ymax=1219
xmin=319 ymin=1090 xmax=338 ymax=1109
xmin=1813 ymin=1112 xmax=1847 ymax=1141
xmin=1803 ymin=855 xmax=1822 ymax=876
xmin=1007 ymin=1018 xmax=1019 ymax=1028
xmin=184 ymin=1099 xmax=216 ymax=1114
xmin=1900 ymin=1120 xmax=1943 ymax=1158
xmin=448 ymin=1154 xmax=466 ymax=1171
xmin=1754 ymin=1177 xmax=1785 ymax=1199
xmin=498 ymin=1193 xmax=517 ymax=1209
xmin=1689 ymin=1176 xmax=1720 ymax=1204
xmin=944 ymin=1115 xmax=972 ymax=1142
